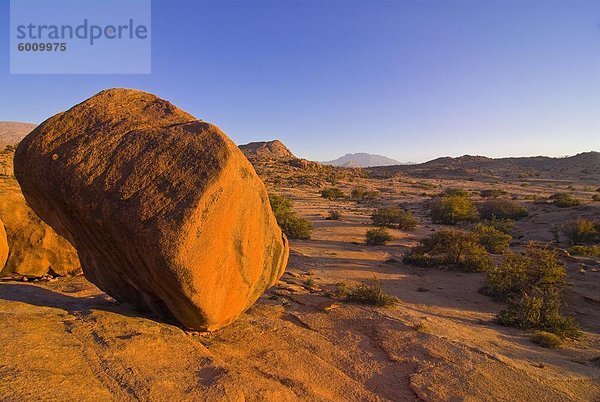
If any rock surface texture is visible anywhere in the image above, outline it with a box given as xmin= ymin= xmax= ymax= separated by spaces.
xmin=0 ymin=219 xmax=7 ymax=270
xmin=0 ymin=186 xmax=80 ymax=278
xmin=14 ymin=88 xmax=289 ymax=330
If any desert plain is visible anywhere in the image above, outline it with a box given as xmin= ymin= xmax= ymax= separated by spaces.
xmin=0 ymin=120 xmax=599 ymax=401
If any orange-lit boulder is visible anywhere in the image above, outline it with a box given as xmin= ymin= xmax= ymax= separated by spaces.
xmin=0 ymin=219 xmax=7 ymax=270
xmin=0 ymin=187 xmax=80 ymax=278
xmin=14 ymin=88 xmax=288 ymax=330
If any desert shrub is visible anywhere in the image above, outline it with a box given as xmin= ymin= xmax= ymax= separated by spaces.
xmin=482 ymin=217 xmax=515 ymax=235
xmin=401 ymin=252 xmax=432 ymax=267
xmin=530 ymin=331 xmax=562 ymax=348
xmin=560 ymin=217 xmax=599 ymax=244
xmin=333 ymin=282 xmax=350 ymax=298
xmin=350 ymin=187 xmax=367 ymax=199
xmin=478 ymin=199 xmax=528 ymax=220
xmin=592 ymin=194 xmax=600 ymax=202
xmin=403 ymin=229 xmax=493 ymax=272
xmin=430 ymin=195 xmax=478 ymax=225
xmin=366 ymin=227 xmax=393 ymax=246
xmin=278 ymin=215 xmax=313 ymax=240
xmin=569 ymin=245 xmax=600 ymax=257
xmin=441 ymin=187 xmax=469 ymax=197
xmin=461 ymin=245 xmax=495 ymax=273
xmin=363 ymin=191 xmax=380 ymax=200
xmin=351 ymin=187 xmax=379 ymax=202
xmin=269 ymin=194 xmax=313 ymax=239
xmin=414 ymin=322 xmax=430 ymax=333
xmin=326 ymin=210 xmax=342 ymax=220
xmin=269 ymin=193 xmax=293 ymax=217
xmin=371 ymin=206 xmax=417 ymax=230
xmin=303 ymin=277 xmax=316 ymax=287
xmin=345 ymin=280 xmax=397 ymax=307
xmin=550 ymin=193 xmax=581 ymax=208
xmin=484 ymin=244 xmax=580 ymax=338
xmin=321 ymin=187 xmax=346 ymax=200
xmin=412 ymin=181 xmax=436 ymax=190
xmin=484 ymin=245 xmax=564 ymax=300
xmin=480 ymin=189 xmax=507 ymax=198
xmin=473 ymin=224 xmax=512 ymax=254
xmin=496 ymin=294 xmax=580 ymax=339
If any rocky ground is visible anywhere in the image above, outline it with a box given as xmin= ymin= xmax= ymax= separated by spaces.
xmin=1 ymin=145 xmax=599 ymax=400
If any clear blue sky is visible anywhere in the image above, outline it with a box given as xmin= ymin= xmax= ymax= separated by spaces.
xmin=1 ymin=0 xmax=599 ymax=162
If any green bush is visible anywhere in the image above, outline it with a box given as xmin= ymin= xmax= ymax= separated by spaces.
xmin=484 ymin=244 xmax=580 ymax=338
xmin=366 ymin=227 xmax=393 ymax=246
xmin=560 ymin=217 xmax=599 ymax=244
xmin=333 ymin=282 xmax=350 ymax=298
xmin=473 ymin=224 xmax=512 ymax=254
xmin=430 ymin=195 xmax=478 ymax=224
xmin=269 ymin=193 xmax=313 ymax=239
xmin=321 ymin=187 xmax=346 ymax=200
xmin=403 ymin=229 xmax=493 ymax=272
xmin=441 ymin=188 xmax=469 ymax=197
xmin=269 ymin=193 xmax=293 ymax=218
xmin=484 ymin=245 xmax=565 ymax=300
xmin=345 ymin=280 xmax=397 ymax=307
xmin=530 ymin=331 xmax=562 ymax=348
xmin=461 ymin=245 xmax=495 ymax=273
xmin=480 ymin=189 xmax=508 ymax=198
xmin=350 ymin=187 xmax=379 ymax=202
xmin=482 ymin=217 xmax=515 ymax=235
xmin=478 ymin=199 xmax=528 ymax=220
xmin=278 ymin=215 xmax=313 ymax=240
xmin=371 ymin=206 xmax=417 ymax=230
xmin=350 ymin=187 xmax=367 ymax=199
xmin=569 ymin=245 xmax=600 ymax=257
xmin=497 ymin=294 xmax=580 ymax=339
xmin=326 ymin=210 xmax=342 ymax=220
xmin=550 ymin=193 xmax=581 ymax=208
xmin=362 ymin=191 xmax=380 ymax=201
xmin=414 ymin=322 xmax=430 ymax=333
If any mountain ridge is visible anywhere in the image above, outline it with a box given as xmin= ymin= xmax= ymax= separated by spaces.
xmin=0 ymin=121 xmax=37 ymax=148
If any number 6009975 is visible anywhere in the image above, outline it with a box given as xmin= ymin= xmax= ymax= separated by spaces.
xmin=17 ymin=42 xmax=66 ymax=51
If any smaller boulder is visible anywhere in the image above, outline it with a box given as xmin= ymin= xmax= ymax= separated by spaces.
xmin=0 ymin=219 xmax=7 ymax=269
xmin=0 ymin=186 xmax=80 ymax=278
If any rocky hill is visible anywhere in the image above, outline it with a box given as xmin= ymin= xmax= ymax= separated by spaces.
xmin=238 ymin=139 xmax=362 ymax=188
xmin=0 ymin=121 xmax=37 ymax=148
xmin=239 ymin=140 xmax=296 ymax=161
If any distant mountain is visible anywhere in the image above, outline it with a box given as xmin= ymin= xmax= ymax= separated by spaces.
xmin=239 ymin=140 xmax=296 ymax=160
xmin=323 ymin=153 xmax=401 ymax=167
xmin=419 ymin=152 xmax=600 ymax=172
xmin=367 ymin=152 xmax=600 ymax=181
xmin=0 ymin=121 xmax=37 ymax=148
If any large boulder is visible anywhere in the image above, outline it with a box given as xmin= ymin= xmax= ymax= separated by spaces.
xmin=0 ymin=184 xmax=80 ymax=278
xmin=0 ymin=219 xmax=7 ymax=270
xmin=14 ymin=88 xmax=289 ymax=330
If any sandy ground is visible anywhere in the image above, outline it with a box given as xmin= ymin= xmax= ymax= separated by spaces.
xmin=0 ymin=153 xmax=599 ymax=401
xmin=1 ymin=186 xmax=599 ymax=401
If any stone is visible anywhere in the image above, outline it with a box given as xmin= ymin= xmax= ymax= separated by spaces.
xmin=0 ymin=219 xmax=7 ymax=270
xmin=0 ymin=187 xmax=80 ymax=278
xmin=14 ymin=88 xmax=289 ymax=330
